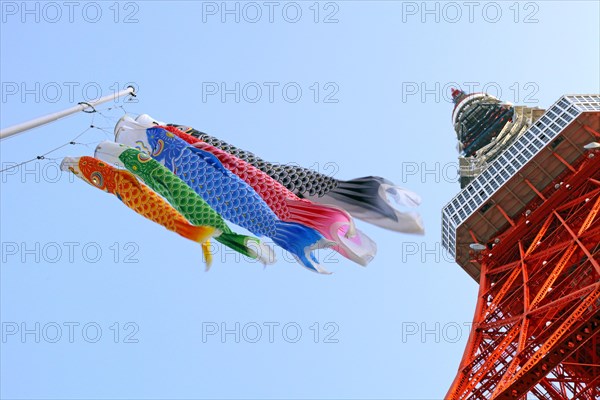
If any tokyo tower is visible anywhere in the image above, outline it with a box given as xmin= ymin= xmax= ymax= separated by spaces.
xmin=441 ymin=90 xmax=600 ymax=398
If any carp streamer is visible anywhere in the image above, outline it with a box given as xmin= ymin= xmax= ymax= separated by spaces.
xmin=61 ymin=113 xmax=424 ymax=274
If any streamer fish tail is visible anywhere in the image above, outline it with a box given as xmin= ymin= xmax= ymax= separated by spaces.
xmin=306 ymin=176 xmax=425 ymax=234
xmin=271 ymin=220 xmax=335 ymax=274
xmin=173 ymin=222 xmax=218 ymax=269
xmin=215 ymin=232 xmax=275 ymax=265
xmin=284 ymin=198 xmax=376 ymax=266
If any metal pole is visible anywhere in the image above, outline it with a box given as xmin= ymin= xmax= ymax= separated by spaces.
xmin=0 ymin=86 xmax=136 ymax=140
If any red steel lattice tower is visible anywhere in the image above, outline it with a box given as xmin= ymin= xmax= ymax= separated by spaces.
xmin=441 ymin=93 xmax=600 ymax=399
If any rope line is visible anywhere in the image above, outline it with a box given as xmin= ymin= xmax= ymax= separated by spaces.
xmin=0 ymin=103 xmax=132 ymax=174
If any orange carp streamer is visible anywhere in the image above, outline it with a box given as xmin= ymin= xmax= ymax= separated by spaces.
xmin=61 ymin=156 xmax=217 ymax=268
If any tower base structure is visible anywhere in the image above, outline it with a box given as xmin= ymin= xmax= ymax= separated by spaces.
xmin=442 ymin=95 xmax=600 ymax=399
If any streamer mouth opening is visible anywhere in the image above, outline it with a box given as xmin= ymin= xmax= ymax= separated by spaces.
xmin=135 ymin=113 xmax=164 ymax=127
xmin=60 ymin=156 xmax=81 ymax=174
xmin=94 ymin=141 xmax=127 ymax=167
xmin=61 ymin=156 xmax=106 ymax=191
xmin=114 ymin=128 xmax=152 ymax=155
xmin=114 ymin=116 xmax=151 ymax=145
xmin=113 ymin=114 xmax=136 ymax=137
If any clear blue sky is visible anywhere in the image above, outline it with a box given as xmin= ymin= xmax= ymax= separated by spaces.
xmin=1 ymin=1 xmax=598 ymax=399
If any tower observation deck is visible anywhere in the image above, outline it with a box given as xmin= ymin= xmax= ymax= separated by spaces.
xmin=441 ymin=92 xmax=600 ymax=399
